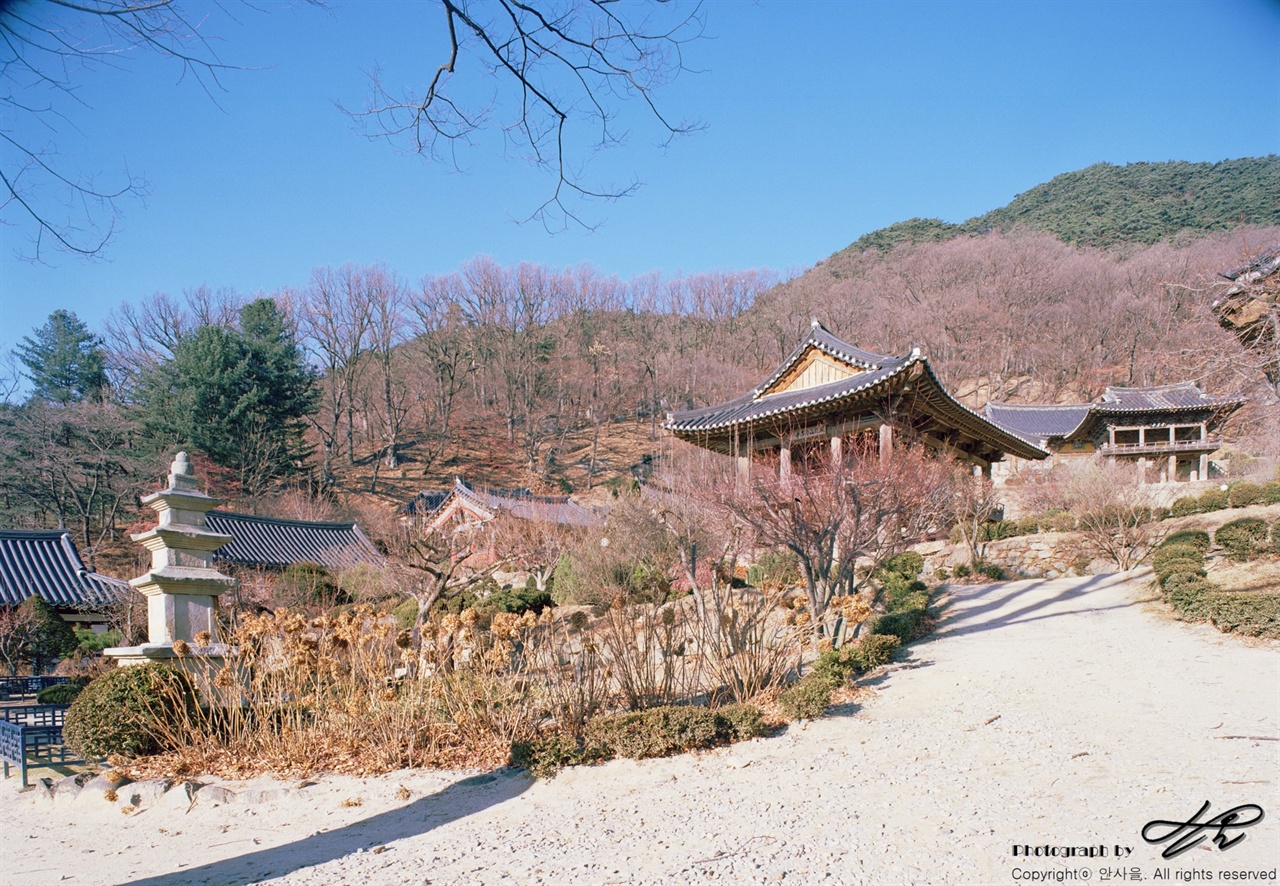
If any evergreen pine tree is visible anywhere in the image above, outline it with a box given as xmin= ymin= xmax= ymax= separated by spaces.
xmin=15 ymin=310 xmax=108 ymax=404
xmin=139 ymin=298 xmax=318 ymax=501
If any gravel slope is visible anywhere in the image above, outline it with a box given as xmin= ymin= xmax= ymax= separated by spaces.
xmin=4 ymin=571 xmax=1277 ymax=885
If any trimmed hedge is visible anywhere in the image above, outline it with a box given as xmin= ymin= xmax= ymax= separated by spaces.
xmin=63 ymin=662 xmax=197 ymax=759
xmin=1165 ymin=587 xmax=1280 ymax=639
xmin=36 ymin=681 xmax=84 ymax=705
xmin=1216 ymin=517 xmax=1270 ymax=562
xmin=1228 ymin=482 xmax=1262 ymax=508
xmin=511 ymin=702 xmax=767 ymax=777
xmin=1161 ymin=530 xmax=1211 ymax=556
xmin=1197 ymin=488 xmax=1229 ymax=512
xmin=1261 ymin=481 xmax=1280 ymax=505
xmin=1169 ymin=496 xmax=1201 ymax=518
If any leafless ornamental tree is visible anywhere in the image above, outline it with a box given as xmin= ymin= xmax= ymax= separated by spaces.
xmin=724 ymin=441 xmax=951 ymax=649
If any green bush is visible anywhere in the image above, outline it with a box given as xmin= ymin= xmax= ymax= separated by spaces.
xmin=36 ymin=681 xmax=84 ymax=704
xmin=1228 ymin=482 xmax=1262 ymax=508
xmin=1260 ymin=481 xmax=1280 ymax=505
xmin=1197 ymin=488 xmax=1229 ymax=513
xmin=1169 ymin=496 xmax=1201 ymax=518
xmin=512 ymin=703 xmax=764 ymax=777
xmin=483 ymin=585 xmax=553 ymax=615
xmin=868 ymin=609 xmax=924 ymax=644
xmin=880 ymin=551 xmax=924 ymax=579
xmin=713 ymin=704 xmax=765 ymax=742
xmin=584 ymin=705 xmax=723 ymax=759
xmin=979 ymin=563 xmax=1008 ymax=580
xmin=1216 ymin=517 xmax=1270 ymax=562
xmin=952 ymin=563 xmax=972 ymax=579
xmin=851 ymin=633 xmax=900 ymax=670
xmin=63 ymin=663 xmax=197 ymax=759
xmin=810 ymin=648 xmax=854 ymax=689
xmin=1152 ymin=544 xmax=1206 ymax=582
xmin=1164 ymin=586 xmax=1280 ymax=639
xmin=1161 ymin=570 xmax=1215 ymax=597
xmin=777 ymin=675 xmax=833 ymax=720
xmin=16 ymin=595 xmax=78 ymax=673
xmin=278 ymin=562 xmax=350 ymax=608
xmin=1039 ymin=510 xmax=1077 ymax=533
xmin=1160 ymin=530 xmax=1212 ymax=556
xmin=510 ymin=732 xmax=600 ymax=778
xmin=1155 ymin=558 xmax=1207 ymax=587
xmin=392 ymin=598 xmax=419 ymax=630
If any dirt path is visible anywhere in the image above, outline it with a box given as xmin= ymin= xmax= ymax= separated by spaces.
xmin=4 ymin=572 xmax=1278 ymax=885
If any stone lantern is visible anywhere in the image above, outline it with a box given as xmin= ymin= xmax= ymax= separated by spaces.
xmin=105 ymin=452 xmax=237 ymax=668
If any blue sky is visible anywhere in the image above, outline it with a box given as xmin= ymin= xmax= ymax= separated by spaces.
xmin=2 ymin=0 xmax=1278 ymax=349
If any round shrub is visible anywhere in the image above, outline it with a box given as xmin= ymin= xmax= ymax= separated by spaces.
xmin=1215 ymin=517 xmax=1270 ymax=562
xmin=777 ymin=675 xmax=832 ymax=721
xmin=1161 ymin=530 xmax=1211 ymax=556
xmin=1228 ymin=482 xmax=1261 ymax=508
xmin=1169 ymin=496 xmax=1201 ymax=518
xmin=852 ymin=633 xmax=900 ymax=670
xmin=713 ymin=704 xmax=765 ymax=742
xmin=880 ymin=551 xmax=924 ymax=579
xmin=1261 ymin=481 xmax=1280 ymax=505
xmin=392 ymin=598 xmax=419 ymax=630
xmin=63 ymin=662 xmax=197 ymax=759
xmin=1162 ymin=571 xmax=1215 ymax=599
xmin=1152 ymin=544 xmax=1205 ymax=580
xmin=36 ymin=681 xmax=84 ymax=705
xmin=1157 ymin=553 xmax=1203 ymax=588
xmin=1197 ymin=488 xmax=1229 ymax=513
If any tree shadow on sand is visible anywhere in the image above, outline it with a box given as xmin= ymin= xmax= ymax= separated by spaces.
xmin=124 ymin=769 xmax=532 ymax=886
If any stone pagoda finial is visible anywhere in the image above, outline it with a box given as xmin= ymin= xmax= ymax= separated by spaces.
xmin=107 ymin=452 xmax=237 ymax=667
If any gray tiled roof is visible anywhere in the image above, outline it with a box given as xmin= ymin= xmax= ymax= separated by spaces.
xmin=205 ymin=511 xmax=386 ymax=572
xmin=1093 ymin=384 xmax=1246 ymax=413
xmin=0 ymin=530 xmax=130 ymax=609
xmin=750 ymin=319 xmax=894 ymax=398
xmin=981 ymin=403 xmax=1092 ymax=442
xmin=667 ymin=322 xmax=1048 ymax=461
xmin=669 ymin=356 xmax=914 ymax=433
xmin=1221 ymin=245 xmax=1280 ymax=282
xmin=443 ymin=479 xmax=600 ymax=528
xmin=984 ymin=383 xmax=1246 ymax=443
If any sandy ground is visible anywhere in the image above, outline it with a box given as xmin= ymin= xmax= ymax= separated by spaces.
xmin=3 ymin=571 xmax=1278 ymax=886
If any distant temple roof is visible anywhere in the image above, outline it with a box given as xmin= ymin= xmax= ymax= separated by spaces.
xmin=984 ymin=383 xmax=1246 ymax=446
xmin=0 ymin=529 xmax=130 ymax=609
xmin=205 ymin=511 xmax=386 ymax=572
xmin=416 ymin=478 xmax=601 ymax=531
xmin=666 ymin=320 xmax=1048 ymax=464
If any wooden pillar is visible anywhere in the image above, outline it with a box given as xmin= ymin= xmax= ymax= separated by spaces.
xmin=830 ymin=433 xmax=842 ymax=468
xmin=1168 ymin=453 xmax=1177 ymax=483
xmin=879 ymin=423 xmax=892 ymax=468
xmin=1138 ymin=427 xmax=1145 ymax=446
xmin=780 ymin=445 xmax=792 ymax=483
xmin=1199 ymin=453 xmax=1209 ymax=480
xmin=1167 ymin=427 xmax=1174 ymax=444
xmin=736 ymin=456 xmax=750 ymax=486
xmin=1137 ymin=458 xmax=1147 ymax=485
xmin=1200 ymin=423 xmax=1206 ymax=441
xmin=1108 ymin=426 xmax=1115 ymax=448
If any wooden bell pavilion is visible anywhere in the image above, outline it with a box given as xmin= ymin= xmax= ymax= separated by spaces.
xmin=665 ymin=320 xmax=1047 ymax=479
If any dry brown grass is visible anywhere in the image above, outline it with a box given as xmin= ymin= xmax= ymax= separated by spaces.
xmin=118 ymin=584 xmax=820 ymax=780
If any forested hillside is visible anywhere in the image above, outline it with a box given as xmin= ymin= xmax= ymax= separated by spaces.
xmin=3 ymin=164 xmax=1278 ymax=576
xmin=846 ymin=157 xmax=1280 ymax=253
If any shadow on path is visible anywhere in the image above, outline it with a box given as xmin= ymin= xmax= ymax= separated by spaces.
xmin=124 ymin=769 xmax=532 ymax=886
xmin=931 ymin=574 xmax=1142 ymax=638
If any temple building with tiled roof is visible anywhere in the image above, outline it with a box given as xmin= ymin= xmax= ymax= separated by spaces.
xmin=415 ymin=478 xmax=600 ymax=535
xmin=204 ymin=511 xmax=386 ymax=572
xmin=983 ymin=383 xmax=1246 ymax=483
xmin=666 ymin=320 xmax=1048 ymax=479
xmin=0 ymin=529 xmax=130 ymax=627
